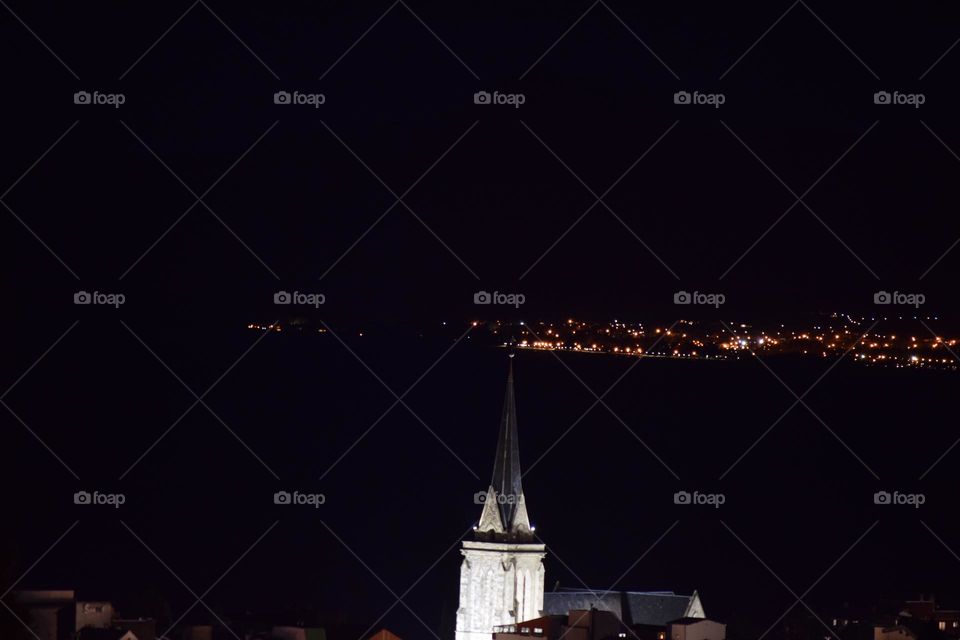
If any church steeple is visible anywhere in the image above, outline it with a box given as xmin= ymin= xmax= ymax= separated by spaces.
xmin=457 ymin=354 xmax=546 ymax=640
xmin=476 ymin=355 xmax=534 ymax=541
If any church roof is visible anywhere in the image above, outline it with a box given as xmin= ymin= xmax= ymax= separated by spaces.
xmin=543 ymin=591 xmax=701 ymax=627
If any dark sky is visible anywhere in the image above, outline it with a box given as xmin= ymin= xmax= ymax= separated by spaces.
xmin=4 ymin=2 xmax=960 ymax=640
xmin=5 ymin=2 xmax=960 ymax=321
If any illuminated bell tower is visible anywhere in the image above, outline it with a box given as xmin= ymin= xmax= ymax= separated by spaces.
xmin=455 ymin=357 xmax=546 ymax=640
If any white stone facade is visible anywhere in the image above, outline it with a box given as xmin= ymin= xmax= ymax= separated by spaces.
xmin=455 ymin=540 xmax=546 ymax=640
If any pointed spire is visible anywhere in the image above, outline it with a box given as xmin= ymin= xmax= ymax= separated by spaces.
xmin=492 ymin=355 xmax=523 ymax=528
xmin=477 ymin=354 xmax=533 ymax=540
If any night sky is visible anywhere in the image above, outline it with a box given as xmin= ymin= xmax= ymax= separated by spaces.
xmin=4 ymin=2 xmax=960 ymax=640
